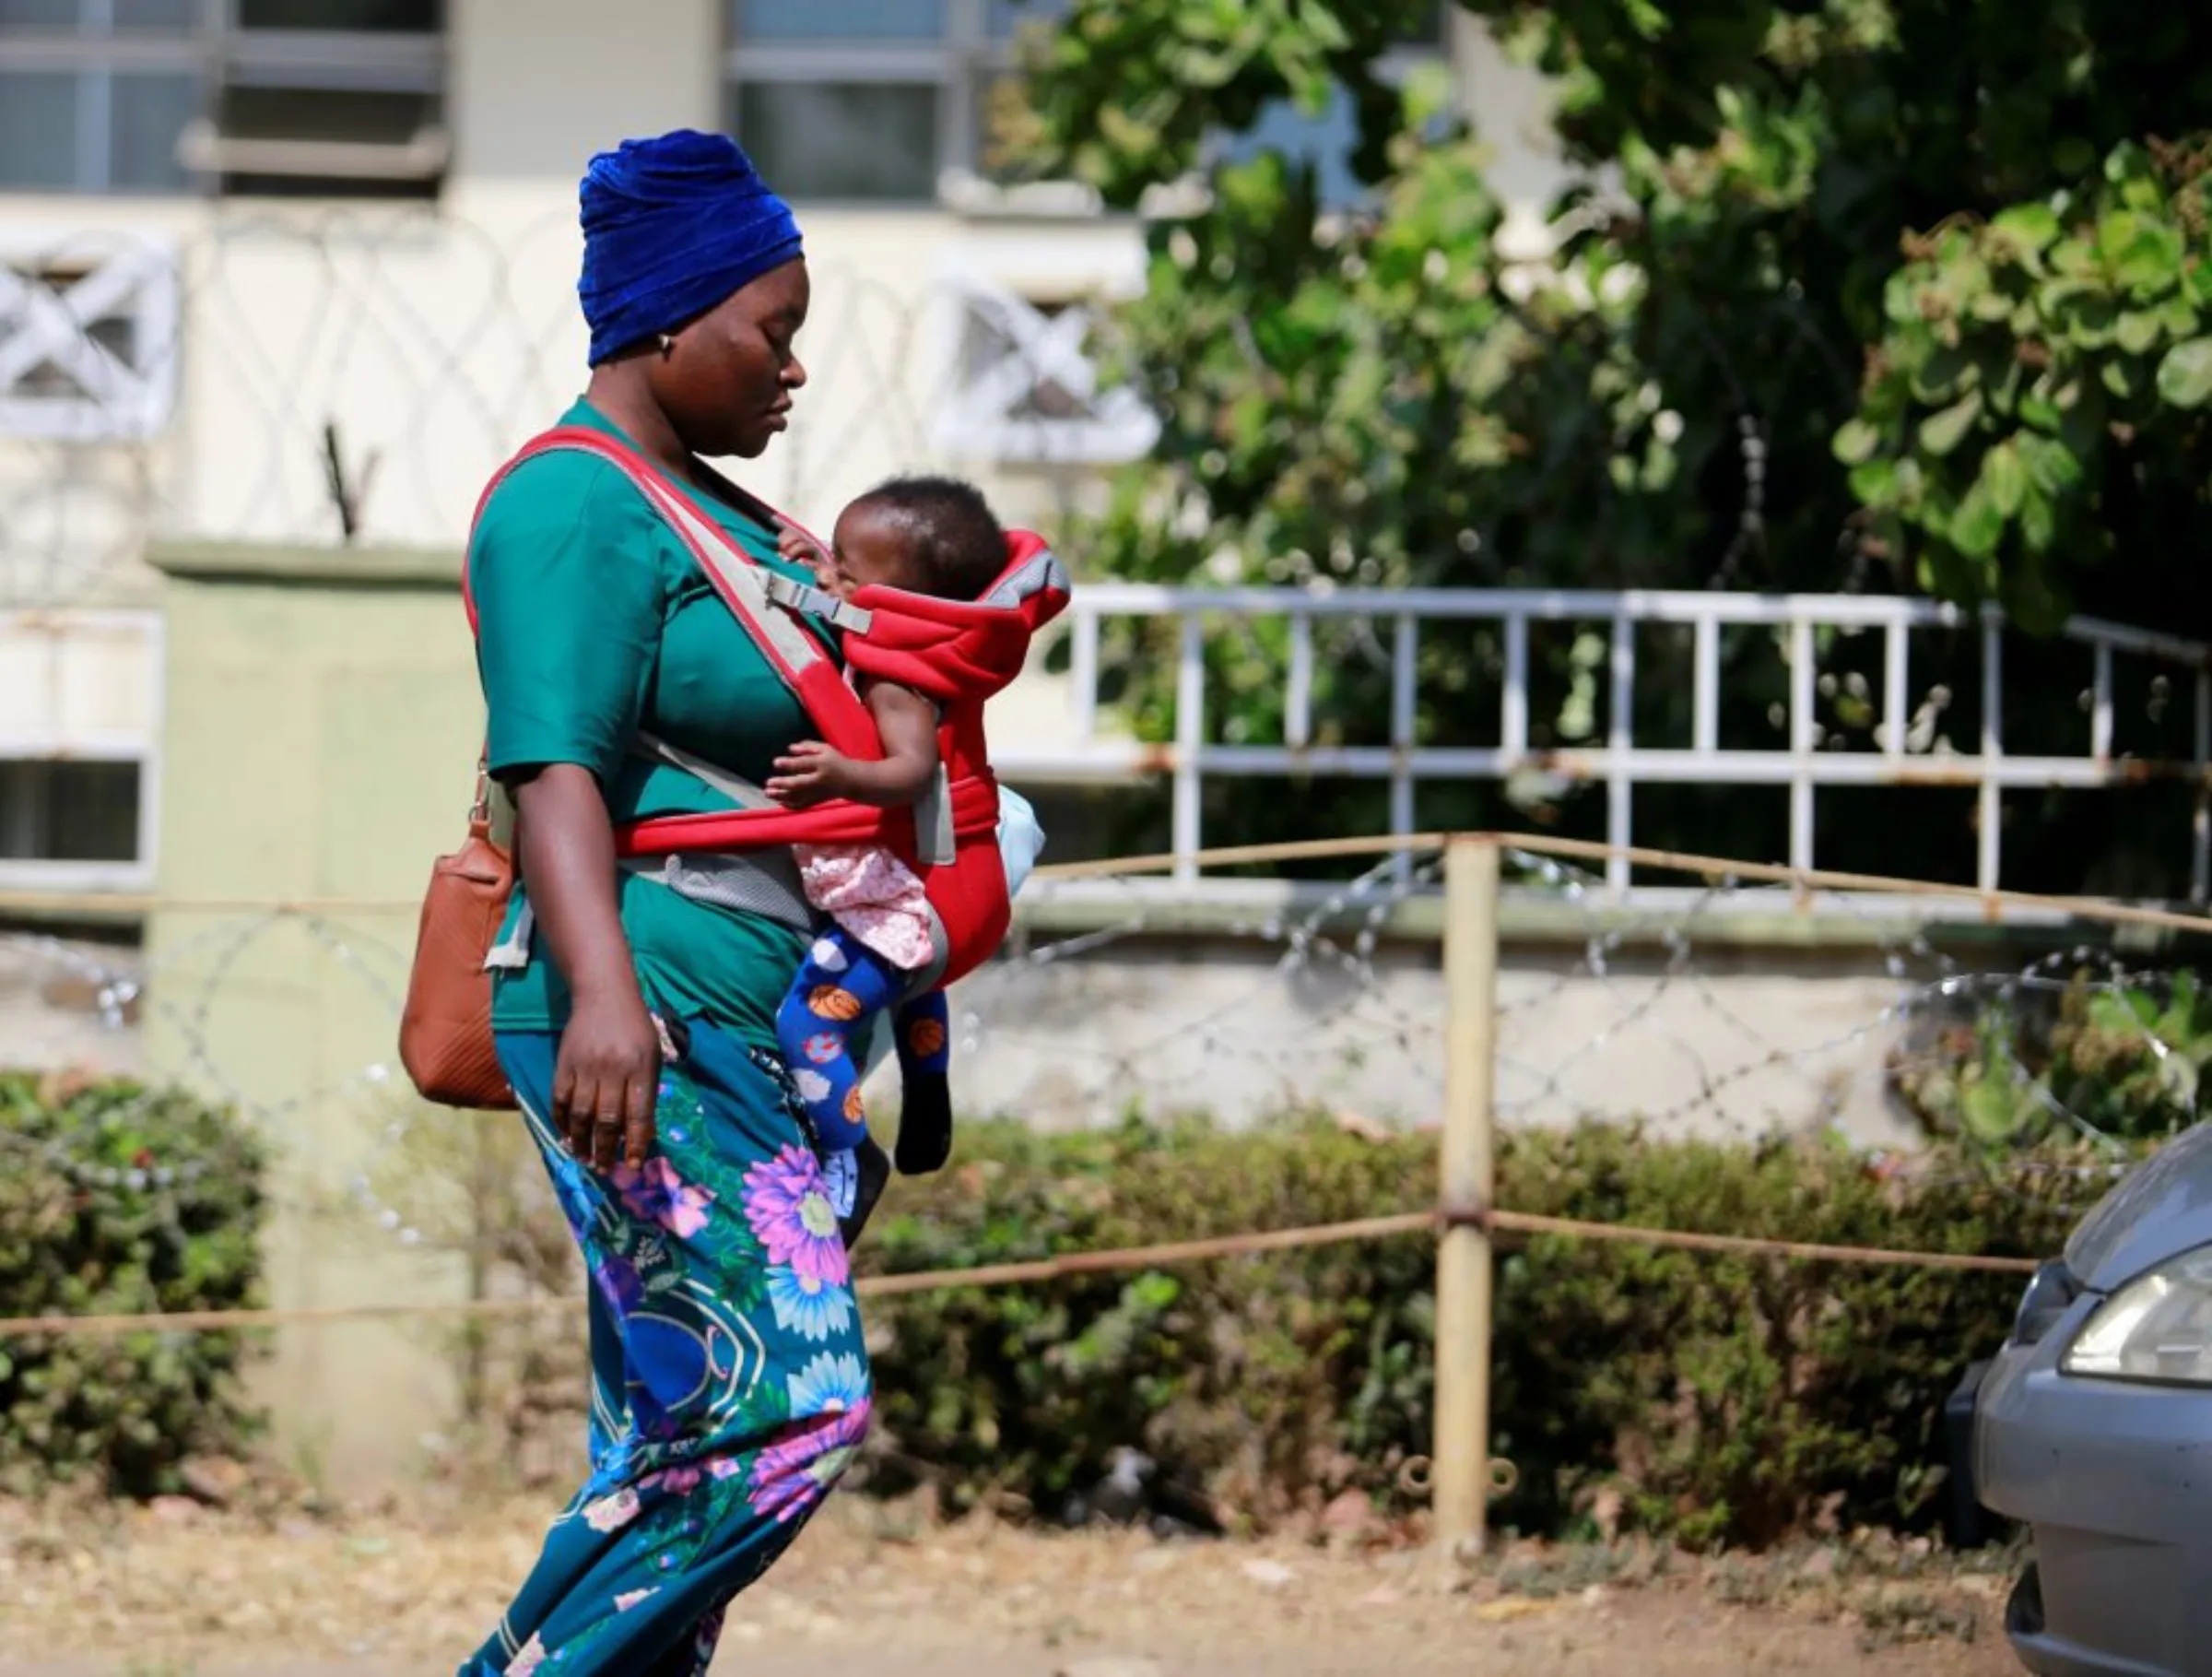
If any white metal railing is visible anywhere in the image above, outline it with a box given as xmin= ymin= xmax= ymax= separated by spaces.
xmin=994 ymin=587 xmax=2212 ymax=901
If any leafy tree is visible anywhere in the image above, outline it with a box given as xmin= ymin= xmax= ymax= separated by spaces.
xmin=1008 ymin=0 xmax=2212 ymax=890
xmin=1845 ymin=140 xmax=2212 ymax=627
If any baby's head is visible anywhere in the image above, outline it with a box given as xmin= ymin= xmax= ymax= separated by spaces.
xmin=824 ymin=476 xmax=1006 ymax=603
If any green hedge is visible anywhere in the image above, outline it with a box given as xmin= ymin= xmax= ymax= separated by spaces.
xmin=1892 ymin=972 xmax=2212 ymax=1151
xmin=857 ymin=1115 xmax=2109 ymax=1547
xmin=0 ymin=1070 xmax=266 ymax=1495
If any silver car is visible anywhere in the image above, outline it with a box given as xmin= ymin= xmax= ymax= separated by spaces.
xmin=1974 ymin=1121 xmax=2212 ymax=1676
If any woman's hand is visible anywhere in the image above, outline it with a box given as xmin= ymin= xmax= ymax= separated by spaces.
xmin=509 ymin=762 xmax=664 ymax=1173
xmin=553 ymin=984 xmax=662 ymax=1172
xmin=766 ymin=739 xmax=855 ymax=808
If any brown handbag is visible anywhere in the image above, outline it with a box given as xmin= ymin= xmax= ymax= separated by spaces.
xmin=397 ymin=755 xmax=519 ymax=1110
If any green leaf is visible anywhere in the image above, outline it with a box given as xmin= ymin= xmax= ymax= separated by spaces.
xmin=1832 ymin=418 xmax=1882 ymax=466
xmin=1912 ymin=342 xmax=1980 ymax=403
xmin=1988 ymin=356 xmax=2024 ymax=417
xmin=1992 ymin=203 xmax=2063 ymax=254
xmin=1849 ymin=457 xmax=1898 ymax=503
xmin=2019 ymin=433 xmax=2087 ymax=494
xmin=2051 ymin=238 xmax=2098 ymax=278
xmin=1893 ymin=456 xmax=1926 ymax=507
xmin=1980 ymin=440 xmax=2028 ymax=517
xmin=2112 ymin=220 xmax=2187 ymax=295
xmin=1883 ymin=270 xmax=1928 ymax=325
xmin=1961 ymin=1074 xmax=2029 ymax=1144
xmin=1918 ymin=390 xmax=1983 ymax=456
xmin=2064 ymin=289 xmax=2119 ymax=347
xmin=2116 ymin=310 xmax=2164 ymax=355
xmin=2102 ymin=358 xmax=2136 ymax=400
xmin=2096 ymin=209 xmax=2144 ymax=262
xmin=2158 ymin=337 xmax=2212 ymax=407
xmin=1949 ymin=477 xmax=2006 ymax=559
xmin=2019 ymin=484 xmax=2057 ymax=553
xmin=2105 ymin=138 xmax=2156 ymax=189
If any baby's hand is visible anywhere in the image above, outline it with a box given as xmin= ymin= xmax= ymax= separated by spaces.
xmin=766 ymin=740 xmax=850 ymax=808
xmin=777 ymin=524 xmax=832 ymax=583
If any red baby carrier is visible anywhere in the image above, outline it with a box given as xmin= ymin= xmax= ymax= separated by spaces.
xmin=464 ymin=426 xmax=1069 ymax=986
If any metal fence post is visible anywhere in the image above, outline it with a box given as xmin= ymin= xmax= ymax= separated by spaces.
xmin=1433 ymin=833 xmax=1500 ymax=1567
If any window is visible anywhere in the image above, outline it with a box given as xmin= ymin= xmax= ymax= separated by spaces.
xmin=0 ymin=609 xmax=160 ymax=890
xmin=0 ymin=0 xmax=446 ymax=197
xmin=0 ymin=234 xmax=182 ymax=439
xmin=928 ymin=256 xmax=1159 ymax=464
xmin=725 ymin=0 xmax=1069 ymax=205
xmin=0 ymin=759 xmax=142 ymax=866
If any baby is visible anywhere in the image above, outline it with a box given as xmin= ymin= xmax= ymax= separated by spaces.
xmin=764 ymin=476 xmax=1012 ymax=1232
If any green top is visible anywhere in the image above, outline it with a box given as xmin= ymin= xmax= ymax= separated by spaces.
xmin=468 ymin=398 xmax=825 ymax=1048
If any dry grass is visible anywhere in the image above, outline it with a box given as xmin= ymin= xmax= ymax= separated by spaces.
xmin=0 ymin=1486 xmax=2025 ymax=1676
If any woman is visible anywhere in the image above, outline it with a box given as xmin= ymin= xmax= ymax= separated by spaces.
xmin=458 ymin=131 xmax=866 ymax=1677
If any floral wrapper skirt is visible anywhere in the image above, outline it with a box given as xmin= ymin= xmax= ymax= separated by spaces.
xmin=456 ymin=1020 xmax=870 ymax=1676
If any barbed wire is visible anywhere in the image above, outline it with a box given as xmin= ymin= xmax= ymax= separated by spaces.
xmin=1 ymin=210 xmax=1122 ymax=608
xmin=3 ymin=836 xmax=2206 ymax=1278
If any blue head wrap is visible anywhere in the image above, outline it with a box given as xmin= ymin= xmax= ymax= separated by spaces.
xmin=578 ymin=129 xmax=804 ymax=366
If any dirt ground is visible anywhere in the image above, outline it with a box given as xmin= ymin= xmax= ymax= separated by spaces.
xmin=0 ymin=1493 xmax=2025 ymax=1677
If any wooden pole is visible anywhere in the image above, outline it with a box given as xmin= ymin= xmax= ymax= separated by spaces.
xmin=1433 ymin=833 xmax=1500 ymax=1567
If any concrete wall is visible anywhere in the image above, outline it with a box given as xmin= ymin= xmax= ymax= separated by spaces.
xmin=142 ymin=540 xmax=483 ymax=1493
xmin=961 ymin=892 xmax=1931 ymax=1151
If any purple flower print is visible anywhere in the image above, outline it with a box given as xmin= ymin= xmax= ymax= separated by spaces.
xmin=641 ymin=1463 xmax=705 ymax=1497
xmin=611 ymin=1157 xmax=715 ymax=1239
xmin=745 ymin=1400 xmax=871 ymax=1525
xmin=741 ymin=1146 xmax=848 ymax=1286
xmin=593 ymin=1251 xmax=646 ymax=1318
xmin=745 ymin=1351 xmax=871 ymax=1524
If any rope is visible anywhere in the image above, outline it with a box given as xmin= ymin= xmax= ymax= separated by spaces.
xmin=855 ymin=1211 xmax=1434 ymax=1297
xmin=6 ymin=828 xmax=2206 ymax=934
xmin=1485 ymin=1209 xmax=2037 ymax=1275
xmin=1490 ymin=832 xmax=2212 ymax=938
xmin=0 ymin=1206 xmax=2036 ymax=1339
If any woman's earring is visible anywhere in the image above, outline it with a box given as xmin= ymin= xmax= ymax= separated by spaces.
xmin=656 ymin=332 xmax=676 ymax=357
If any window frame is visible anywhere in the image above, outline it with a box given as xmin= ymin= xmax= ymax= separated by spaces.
xmin=0 ymin=230 xmax=182 ymax=441
xmin=0 ymin=608 xmax=161 ymax=894
xmin=924 ymin=242 xmax=1159 ymax=465
xmin=0 ymin=0 xmax=448 ymax=198
xmin=724 ymin=0 xmax=1058 ymax=208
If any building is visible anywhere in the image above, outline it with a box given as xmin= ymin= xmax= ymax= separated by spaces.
xmin=0 ymin=0 xmax=1577 ymax=904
